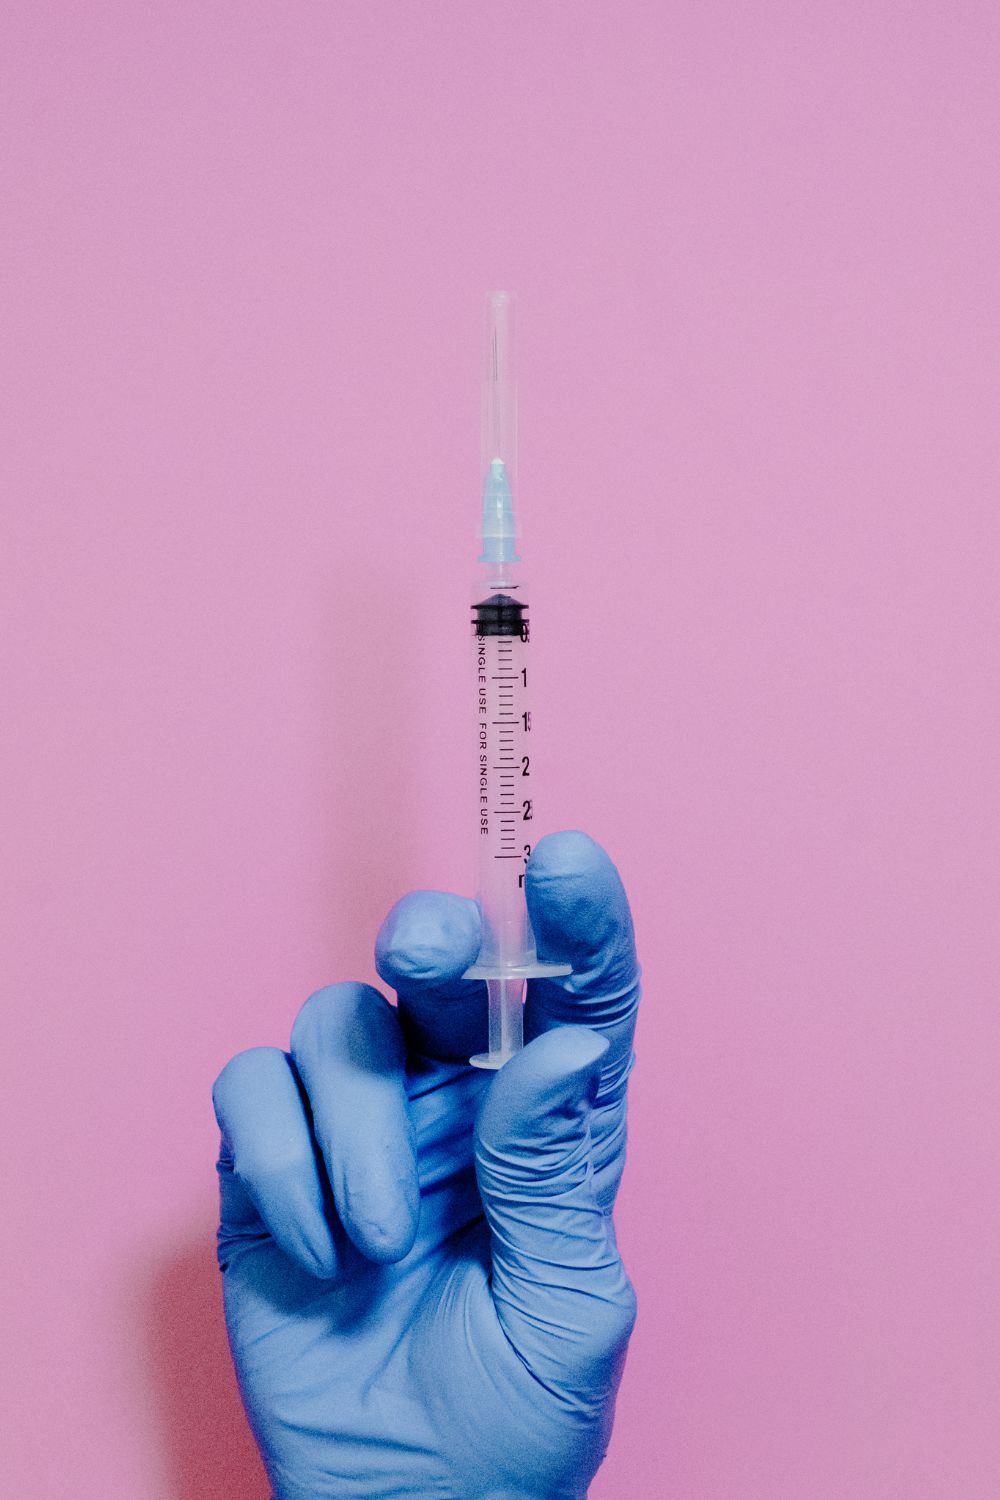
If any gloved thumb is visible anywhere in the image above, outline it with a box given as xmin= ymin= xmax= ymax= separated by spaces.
xmin=474 ymin=1027 xmax=637 ymax=1400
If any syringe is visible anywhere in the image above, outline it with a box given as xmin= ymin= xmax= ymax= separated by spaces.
xmin=466 ymin=291 xmax=571 ymax=1070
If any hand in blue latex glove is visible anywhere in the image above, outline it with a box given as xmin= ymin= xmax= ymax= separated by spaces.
xmin=212 ymin=831 xmax=640 ymax=1500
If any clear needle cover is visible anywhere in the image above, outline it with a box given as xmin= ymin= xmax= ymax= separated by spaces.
xmin=479 ymin=291 xmax=520 ymax=565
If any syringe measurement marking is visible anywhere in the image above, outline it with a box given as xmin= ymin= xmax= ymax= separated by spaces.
xmin=490 ymin=664 xmax=520 ymax=847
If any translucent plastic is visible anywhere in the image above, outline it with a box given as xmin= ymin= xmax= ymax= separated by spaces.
xmin=466 ymin=568 xmax=570 ymax=1068
xmin=467 ymin=293 xmax=570 ymax=1069
xmin=479 ymin=292 xmax=520 ymax=564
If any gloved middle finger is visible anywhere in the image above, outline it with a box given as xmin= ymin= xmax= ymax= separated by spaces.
xmin=289 ymin=982 xmax=420 ymax=1264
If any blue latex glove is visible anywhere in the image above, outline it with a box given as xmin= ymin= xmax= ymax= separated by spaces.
xmin=213 ymin=831 xmax=640 ymax=1500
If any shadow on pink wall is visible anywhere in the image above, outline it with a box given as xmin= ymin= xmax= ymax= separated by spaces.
xmin=145 ymin=580 xmax=423 ymax=1496
xmin=148 ymin=1234 xmax=269 ymax=1499
xmin=142 ymin=585 xmax=416 ymax=1500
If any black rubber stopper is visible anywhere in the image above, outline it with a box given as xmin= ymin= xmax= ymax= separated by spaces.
xmin=472 ymin=591 xmax=529 ymax=639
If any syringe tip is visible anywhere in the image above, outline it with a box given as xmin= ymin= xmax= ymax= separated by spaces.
xmin=478 ymin=456 xmax=520 ymax=563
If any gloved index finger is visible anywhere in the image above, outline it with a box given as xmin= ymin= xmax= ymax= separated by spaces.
xmin=374 ymin=890 xmax=489 ymax=1062
xmin=523 ymin=831 xmax=640 ymax=1106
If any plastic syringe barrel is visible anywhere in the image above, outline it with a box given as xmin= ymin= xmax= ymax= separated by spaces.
xmin=466 ymin=292 xmax=570 ymax=1069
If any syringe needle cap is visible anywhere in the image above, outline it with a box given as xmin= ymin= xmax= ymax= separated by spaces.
xmin=479 ymin=292 xmax=520 ymax=563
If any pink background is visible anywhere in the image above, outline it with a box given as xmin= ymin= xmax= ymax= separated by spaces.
xmin=2 ymin=4 xmax=998 ymax=1496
